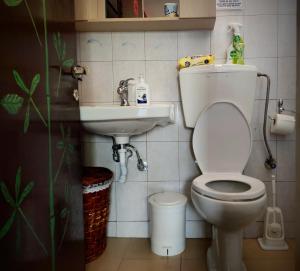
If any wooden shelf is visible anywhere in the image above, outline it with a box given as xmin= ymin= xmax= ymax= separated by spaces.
xmin=76 ymin=17 xmax=215 ymax=32
xmin=75 ymin=0 xmax=216 ymax=32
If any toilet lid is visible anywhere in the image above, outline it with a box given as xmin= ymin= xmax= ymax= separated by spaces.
xmin=192 ymin=102 xmax=252 ymax=173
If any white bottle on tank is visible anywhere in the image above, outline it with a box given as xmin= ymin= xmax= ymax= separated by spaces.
xmin=135 ymin=74 xmax=150 ymax=106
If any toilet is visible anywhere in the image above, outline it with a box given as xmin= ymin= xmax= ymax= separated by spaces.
xmin=179 ymin=64 xmax=267 ymax=271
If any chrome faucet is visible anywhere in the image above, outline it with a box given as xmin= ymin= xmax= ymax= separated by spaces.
xmin=117 ymin=78 xmax=134 ymax=106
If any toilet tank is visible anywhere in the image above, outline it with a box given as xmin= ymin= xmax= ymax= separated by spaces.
xmin=179 ymin=64 xmax=257 ymax=128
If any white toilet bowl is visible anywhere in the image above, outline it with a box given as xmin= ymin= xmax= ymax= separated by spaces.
xmin=191 ymin=173 xmax=266 ymax=271
xmin=191 ymin=173 xmax=266 ymax=230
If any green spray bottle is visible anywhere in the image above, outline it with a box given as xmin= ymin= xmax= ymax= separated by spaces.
xmin=226 ymin=23 xmax=244 ymax=64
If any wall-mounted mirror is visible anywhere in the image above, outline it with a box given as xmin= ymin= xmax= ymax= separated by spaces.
xmin=106 ymin=0 xmax=179 ymax=18
xmin=106 ymin=0 xmax=143 ymax=18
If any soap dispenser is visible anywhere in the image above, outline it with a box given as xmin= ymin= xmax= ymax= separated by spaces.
xmin=135 ymin=74 xmax=150 ymax=105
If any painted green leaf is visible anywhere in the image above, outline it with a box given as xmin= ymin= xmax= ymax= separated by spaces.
xmin=0 ymin=211 xmax=16 ymax=239
xmin=15 ymin=167 xmax=22 ymax=200
xmin=61 ymin=42 xmax=66 ymax=62
xmin=62 ymin=58 xmax=74 ymax=68
xmin=67 ymin=144 xmax=75 ymax=153
xmin=64 ymin=183 xmax=70 ymax=202
xmin=60 ymin=208 xmax=68 ymax=219
xmin=53 ymin=32 xmax=67 ymax=62
xmin=65 ymin=156 xmax=71 ymax=166
xmin=3 ymin=0 xmax=23 ymax=6
xmin=18 ymin=181 xmax=34 ymax=205
xmin=0 ymin=94 xmax=24 ymax=115
xmin=24 ymin=106 xmax=30 ymax=133
xmin=30 ymin=74 xmax=40 ymax=95
xmin=13 ymin=70 xmax=29 ymax=94
xmin=53 ymin=33 xmax=59 ymax=57
xmin=0 ymin=182 xmax=15 ymax=208
xmin=60 ymin=123 xmax=65 ymax=137
xmin=53 ymin=33 xmax=63 ymax=61
xmin=57 ymin=141 xmax=64 ymax=149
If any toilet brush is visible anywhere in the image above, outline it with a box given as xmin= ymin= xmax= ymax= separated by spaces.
xmin=258 ymin=175 xmax=288 ymax=250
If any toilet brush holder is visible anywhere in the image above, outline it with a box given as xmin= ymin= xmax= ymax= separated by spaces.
xmin=258 ymin=206 xmax=288 ymax=250
xmin=258 ymin=177 xmax=288 ymax=250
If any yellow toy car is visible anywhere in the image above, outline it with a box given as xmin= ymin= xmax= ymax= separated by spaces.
xmin=178 ymin=54 xmax=215 ymax=70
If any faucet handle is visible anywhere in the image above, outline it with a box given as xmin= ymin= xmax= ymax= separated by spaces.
xmin=120 ymin=78 xmax=134 ymax=87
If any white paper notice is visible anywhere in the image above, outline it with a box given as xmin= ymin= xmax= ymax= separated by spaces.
xmin=216 ymin=0 xmax=244 ymax=10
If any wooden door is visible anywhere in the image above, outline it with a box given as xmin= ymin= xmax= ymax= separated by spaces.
xmin=0 ymin=1 xmax=84 ymax=270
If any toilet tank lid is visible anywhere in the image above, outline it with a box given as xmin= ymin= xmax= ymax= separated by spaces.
xmin=149 ymin=192 xmax=187 ymax=207
xmin=179 ymin=64 xmax=257 ymax=74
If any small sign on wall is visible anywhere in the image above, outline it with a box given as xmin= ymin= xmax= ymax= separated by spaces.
xmin=216 ymin=0 xmax=244 ymax=10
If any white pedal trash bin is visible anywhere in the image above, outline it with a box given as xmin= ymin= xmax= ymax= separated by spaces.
xmin=149 ymin=192 xmax=187 ymax=256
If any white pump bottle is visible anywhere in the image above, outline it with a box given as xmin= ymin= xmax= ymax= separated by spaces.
xmin=135 ymin=74 xmax=150 ymax=106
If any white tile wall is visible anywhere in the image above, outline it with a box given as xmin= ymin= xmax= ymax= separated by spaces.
xmin=112 ymin=32 xmax=145 ymax=60
xmin=79 ymin=0 xmax=297 ymax=238
xmin=278 ymin=15 xmax=297 ymax=57
xmin=178 ymin=31 xmax=211 ymax=58
xmin=146 ymin=61 xmax=179 ymax=102
xmin=278 ymin=0 xmax=297 ymax=15
xmin=277 ymin=141 xmax=296 ymax=181
xmin=244 ymin=15 xmax=277 ymax=58
xmin=245 ymin=0 xmax=278 ymax=15
xmin=79 ymin=61 xmax=113 ymax=103
xmin=79 ymin=32 xmax=112 ymax=61
xmin=278 ymin=57 xmax=297 ymax=99
xmin=147 ymin=142 xmax=179 ymax=181
xmin=116 ymin=182 xmax=148 ymax=221
xmin=145 ymin=31 xmax=178 ymax=60
xmin=179 ymin=142 xmax=201 ymax=183
xmin=244 ymin=141 xmax=277 ymax=182
xmin=246 ymin=58 xmax=278 ymax=99
xmin=250 ymin=99 xmax=277 ymax=141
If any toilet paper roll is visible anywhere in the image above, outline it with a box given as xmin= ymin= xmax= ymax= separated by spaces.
xmin=270 ymin=113 xmax=295 ymax=135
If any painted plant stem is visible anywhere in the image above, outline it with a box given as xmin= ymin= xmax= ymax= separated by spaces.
xmin=58 ymin=211 xmax=69 ymax=250
xmin=16 ymin=213 xmax=21 ymax=256
xmin=54 ymin=147 xmax=66 ymax=184
xmin=18 ymin=208 xmax=48 ymax=255
xmin=56 ymin=66 xmax=62 ymax=96
xmin=24 ymin=0 xmax=42 ymax=47
xmin=30 ymin=98 xmax=47 ymax=127
xmin=42 ymin=1 xmax=56 ymax=270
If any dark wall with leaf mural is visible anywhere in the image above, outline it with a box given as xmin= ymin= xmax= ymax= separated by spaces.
xmin=0 ymin=1 xmax=84 ymax=270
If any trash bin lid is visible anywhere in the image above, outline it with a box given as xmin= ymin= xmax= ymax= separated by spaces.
xmin=149 ymin=192 xmax=187 ymax=206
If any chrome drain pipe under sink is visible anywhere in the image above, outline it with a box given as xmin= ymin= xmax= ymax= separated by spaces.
xmin=112 ymin=141 xmax=148 ymax=183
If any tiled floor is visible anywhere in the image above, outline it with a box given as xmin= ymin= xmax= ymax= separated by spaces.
xmin=86 ymin=238 xmax=295 ymax=271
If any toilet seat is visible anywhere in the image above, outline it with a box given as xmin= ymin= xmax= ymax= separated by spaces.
xmin=191 ymin=101 xmax=265 ymax=202
xmin=192 ymin=173 xmax=265 ymax=201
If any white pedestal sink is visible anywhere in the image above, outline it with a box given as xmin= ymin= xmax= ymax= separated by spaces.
xmin=80 ymin=103 xmax=175 ymax=144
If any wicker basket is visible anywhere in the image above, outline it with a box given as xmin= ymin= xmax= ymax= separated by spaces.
xmin=82 ymin=167 xmax=113 ymax=263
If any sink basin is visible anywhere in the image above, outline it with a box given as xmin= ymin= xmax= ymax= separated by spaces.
xmin=80 ymin=103 xmax=175 ymax=144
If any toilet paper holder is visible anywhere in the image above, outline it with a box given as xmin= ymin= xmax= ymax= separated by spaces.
xmin=268 ymin=99 xmax=296 ymax=137
xmin=278 ymin=99 xmax=295 ymax=114
xmin=268 ymin=99 xmax=296 ymax=121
